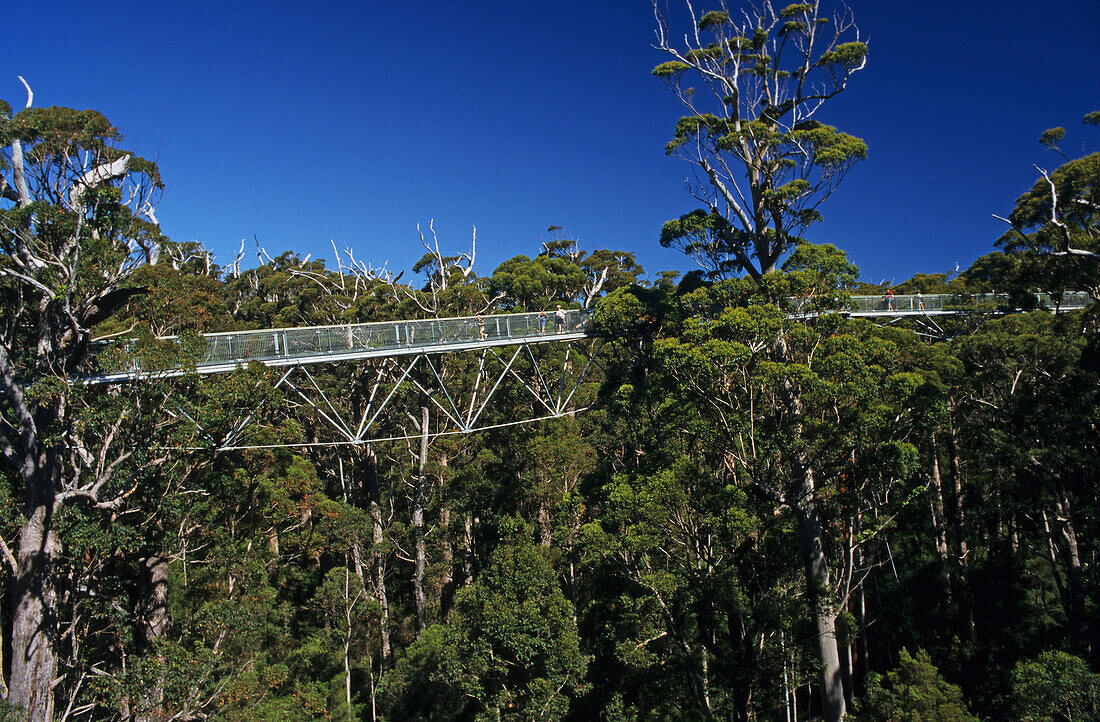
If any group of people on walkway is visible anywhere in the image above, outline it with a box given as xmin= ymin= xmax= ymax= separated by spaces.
xmin=882 ymin=289 xmax=925 ymax=312
xmin=537 ymin=305 xmax=568 ymax=334
xmin=474 ymin=306 xmax=571 ymax=342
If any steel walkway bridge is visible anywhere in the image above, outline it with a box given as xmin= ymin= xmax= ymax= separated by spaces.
xmin=89 ymin=310 xmax=593 ymax=384
xmin=91 ymin=310 xmax=601 ymax=451
xmin=86 ymin=292 xmax=1090 ymax=451
xmin=87 ymin=291 xmax=1091 ymax=384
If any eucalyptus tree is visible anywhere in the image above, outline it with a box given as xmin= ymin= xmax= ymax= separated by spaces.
xmin=382 ymin=530 xmax=588 ymax=720
xmin=0 ymin=84 xmax=167 ymax=718
xmin=593 ymin=244 xmax=922 ymax=720
xmin=652 ymin=0 xmax=867 ymax=280
xmin=951 ymin=312 xmax=1100 ymax=661
xmin=996 ymin=111 xmax=1100 ymax=297
xmin=490 ymin=237 xmax=643 ymax=311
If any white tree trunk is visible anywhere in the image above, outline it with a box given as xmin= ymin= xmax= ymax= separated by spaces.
xmin=413 ymin=406 xmax=429 ymax=631
xmin=793 ymin=462 xmax=846 ymax=722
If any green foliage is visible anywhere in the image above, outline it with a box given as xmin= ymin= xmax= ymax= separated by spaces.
xmin=697 ymin=10 xmax=730 ymax=31
xmin=652 ymin=60 xmax=693 ymax=77
xmin=380 ymin=625 xmax=467 ymax=720
xmin=1009 ymin=650 xmax=1100 ymax=721
xmin=781 ymin=3 xmax=815 ymax=17
xmin=445 ymin=534 xmax=588 ymax=718
xmin=490 ymin=239 xmax=641 ymax=310
xmin=1039 ymin=127 xmax=1066 ymax=149
xmin=819 ymin=41 xmax=869 ymax=70
xmin=0 ymin=702 xmax=27 ymax=722
xmin=996 ymin=113 xmax=1099 ymax=300
xmin=860 ymin=649 xmax=979 ymax=721
xmin=385 ymin=534 xmax=588 ymax=720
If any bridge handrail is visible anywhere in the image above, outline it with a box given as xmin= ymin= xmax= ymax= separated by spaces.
xmin=89 ymin=309 xmax=592 ymax=380
xmin=786 ymin=291 xmax=1092 ymax=316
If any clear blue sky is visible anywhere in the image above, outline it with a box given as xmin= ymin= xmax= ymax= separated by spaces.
xmin=5 ymin=0 xmax=1098 ymax=285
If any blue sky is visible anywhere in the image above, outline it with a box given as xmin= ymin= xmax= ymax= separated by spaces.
xmin=5 ymin=0 xmax=1099 ymax=285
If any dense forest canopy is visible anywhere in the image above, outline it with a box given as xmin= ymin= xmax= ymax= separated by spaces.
xmin=2 ymin=3 xmax=1100 ymax=721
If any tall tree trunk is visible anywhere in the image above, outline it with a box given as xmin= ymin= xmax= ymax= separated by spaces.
xmin=10 ymin=502 xmax=61 ymax=721
xmin=729 ymin=614 xmax=756 ymax=722
xmin=537 ymin=500 xmax=552 ymax=547
xmin=857 ymin=574 xmax=870 ymax=680
xmin=439 ymin=506 xmax=455 ymax=617
xmin=928 ymin=441 xmax=953 ymax=606
xmin=1041 ymin=509 xmax=1070 ymax=617
xmin=945 ymin=412 xmax=974 ymax=639
xmin=1053 ymin=489 xmax=1089 ymax=658
xmin=365 ymin=444 xmax=390 ymax=669
xmin=462 ymin=514 xmax=475 ymax=585
xmin=438 ymin=454 xmax=454 ymax=617
xmin=133 ymin=553 xmax=169 ymax=722
xmin=775 ymin=330 xmax=845 ymax=721
xmin=413 ymin=405 xmax=429 ymax=632
xmin=792 ymin=461 xmax=846 ymax=722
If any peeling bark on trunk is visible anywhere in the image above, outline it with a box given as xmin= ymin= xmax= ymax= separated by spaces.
xmin=413 ymin=405 xmax=429 ymax=632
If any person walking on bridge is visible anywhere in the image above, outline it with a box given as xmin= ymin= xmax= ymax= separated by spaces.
xmin=554 ymin=305 xmax=566 ymax=333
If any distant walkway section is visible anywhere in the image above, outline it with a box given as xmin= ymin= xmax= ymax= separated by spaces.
xmin=830 ymin=291 xmax=1090 ymax=317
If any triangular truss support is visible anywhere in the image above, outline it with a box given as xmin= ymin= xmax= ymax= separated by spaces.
xmin=161 ymin=338 xmax=604 ymax=452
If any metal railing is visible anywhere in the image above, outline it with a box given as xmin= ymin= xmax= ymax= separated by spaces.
xmin=88 ymin=309 xmax=592 ymax=382
xmin=86 ymin=292 xmax=1093 ymax=383
xmin=788 ymin=292 xmax=1092 ymax=317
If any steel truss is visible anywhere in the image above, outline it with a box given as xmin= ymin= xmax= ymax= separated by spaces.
xmin=163 ymin=338 xmax=605 ymax=452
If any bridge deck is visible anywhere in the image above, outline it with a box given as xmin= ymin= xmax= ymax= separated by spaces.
xmin=88 ymin=310 xmax=592 ymax=383
xmin=85 ymin=292 xmax=1091 ymax=383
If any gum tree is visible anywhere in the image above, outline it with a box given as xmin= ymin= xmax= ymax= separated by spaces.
xmin=995 ymin=112 xmax=1100 ymax=298
xmin=0 ymin=82 xmax=163 ymax=719
xmin=653 ymin=1 xmax=867 ymax=280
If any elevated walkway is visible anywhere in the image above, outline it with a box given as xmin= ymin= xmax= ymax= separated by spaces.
xmin=88 ymin=310 xmax=591 ymax=383
xmin=842 ymin=291 xmax=1090 ymax=317
xmin=86 ymin=292 xmax=1092 ymax=384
